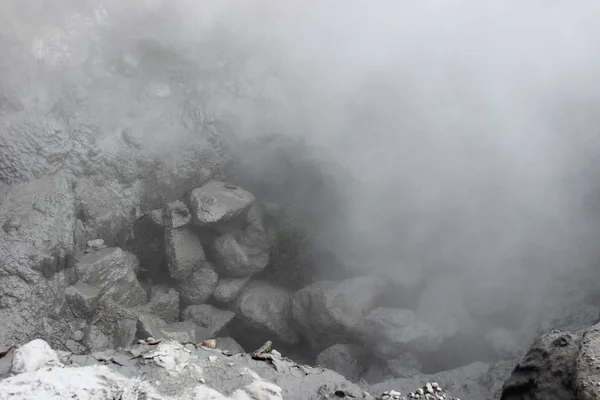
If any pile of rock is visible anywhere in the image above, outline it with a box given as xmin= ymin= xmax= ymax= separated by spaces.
xmin=379 ymin=382 xmax=459 ymax=400
xmin=0 ymin=338 xmax=373 ymax=400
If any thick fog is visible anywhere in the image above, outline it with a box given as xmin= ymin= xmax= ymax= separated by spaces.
xmin=3 ymin=0 xmax=600 ymax=358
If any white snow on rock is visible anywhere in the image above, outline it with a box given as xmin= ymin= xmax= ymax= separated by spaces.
xmin=0 ymin=339 xmax=284 ymax=400
xmin=10 ymin=339 xmax=59 ymax=374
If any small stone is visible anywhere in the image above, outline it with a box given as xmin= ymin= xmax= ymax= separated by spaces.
xmin=418 ymin=388 xmax=425 ymax=395
xmin=86 ymin=239 xmax=106 ymax=250
xmin=208 ymin=356 xmax=217 ymax=362
xmin=71 ymin=330 xmax=84 ymax=342
xmin=426 ymin=383 xmax=434 ymax=393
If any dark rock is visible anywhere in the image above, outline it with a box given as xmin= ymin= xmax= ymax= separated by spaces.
xmin=292 ymin=277 xmax=387 ymax=350
xmin=0 ymin=114 xmax=90 ymax=184
xmin=213 ymin=231 xmax=270 ymax=277
xmin=164 ymin=200 xmax=192 ymax=228
xmin=83 ymin=325 xmax=111 ymax=353
xmin=141 ymin=286 xmax=180 ymax=323
xmin=315 ymin=344 xmax=366 ymax=382
xmin=74 ymin=247 xmax=147 ymax=307
xmin=189 ymin=180 xmax=255 ymax=229
xmin=164 ymin=226 xmax=206 ymax=281
xmin=372 ymin=360 xmax=514 ymax=400
xmin=500 ymin=330 xmax=581 ymax=399
xmin=176 ymin=264 xmax=219 ymax=306
xmin=113 ymin=319 xmax=137 ymax=348
xmin=213 ymin=276 xmax=251 ymax=303
xmin=574 ymin=324 xmax=600 ymax=399
xmin=182 ymin=304 xmax=235 ymax=338
xmin=74 ymin=178 xmax=140 ymax=248
xmin=236 ymin=281 xmax=299 ymax=345
xmin=65 ymin=283 xmax=101 ymax=320
xmin=136 ymin=314 xmax=166 ymax=340
xmin=148 ymin=208 xmax=164 ymax=226
xmin=362 ymin=307 xmax=443 ymax=359
xmin=160 ymin=321 xmax=201 ymax=342
xmin=215 ymin=337 xmax=245 ymax=354
xmin=0 ymin=175 xmax=76 ymax=348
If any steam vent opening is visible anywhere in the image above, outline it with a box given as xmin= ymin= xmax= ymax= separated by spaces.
xmin=2 ymin=1 xmax=600 ymax=399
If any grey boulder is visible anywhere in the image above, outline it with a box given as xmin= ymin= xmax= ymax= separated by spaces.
xmin=0 ymin=175 xmax=76 ymax=348
xmin=164 ymin=227 xmax=206 ymax=281
xmin=315 ymin=344 xmax=367 ymax=382
xmin=141 ymin=286 xmax=180 ymax=324
xmin=292 ymin=277 xmax=387 ymax=350
xmin=362 ymin=307 xmax=444 ymax=359
xmin=65 ymin=283 xmax=101 ymax=320
xmin=176 ymin=264 xmax=219 ymax=305
xmin=213 ymin=276 xmax=251 ymax=303
xmin=189 ymin=180 xmax=255 ymax=229
xmin=74 ymin=247 xmax=147 ymax=307
xmin=182 ymin=304 xmax=235 ymax=338
xmin=236 ymin=281 xmax=299 ymax=345
xmin=163 ymin=200 xmax=192 ymax=228
xmin=212 ymin=203 xmax=270 ymax=277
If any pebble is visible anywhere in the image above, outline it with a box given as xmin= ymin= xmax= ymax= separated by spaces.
xmin=382 ymin=382 xmax=459 ymax=400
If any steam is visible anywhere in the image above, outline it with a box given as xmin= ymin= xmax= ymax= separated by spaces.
xmin=3 ymin=0 xmax=600 ymax=352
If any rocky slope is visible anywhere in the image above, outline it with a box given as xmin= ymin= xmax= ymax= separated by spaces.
xmin=0 ymin=338 xmax=464 ymax=400
xmin=499 ymin=322 xmax=600 ymax=400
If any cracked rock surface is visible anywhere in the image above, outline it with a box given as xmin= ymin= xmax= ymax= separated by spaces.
xmin=0 ymin=339 xmax=374 ymax=400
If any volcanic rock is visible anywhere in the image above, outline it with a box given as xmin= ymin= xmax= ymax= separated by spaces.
xmin=189 ymin=180 xmax=255 ymax=229
xmin=213 ymin=276 xmax=251 ymax=303
xmin=164 ymin=226 xmax=206 ymax=281
xmin=176 ymin=264 xmax=219 ymax=306
xmin=182 ymin=304 xmax=235 ymax=338
xmin=236 ymin=281 xmax=299 ymax=345
xmin=315 ymin=344 xmax=366 ymax=382
xmin=362 ymin=307 xmax=444 ymax=359
xmin=0 ymin=175 xmax=76 ymax=348
xmin=65 ymin=283 xmax=101 ymax=320
xmin=141 ymin=286 xmax=180 ymax=324
xmin=292 ymin=276 xmax=387 ymax=350
xmin=74 ymin=247 xmax=147 ymax=308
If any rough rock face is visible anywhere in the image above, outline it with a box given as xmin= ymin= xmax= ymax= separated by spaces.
xmin=74 ymin=178 xmax=141 ymax=248
xmin=0 ymin=174 xmax=77 ymax=349
xmin=235 ymin=281 xmax=299 ymax=345
xmin=0 ymin=114 xmax=92 ymax=184
xmin=165 ymin=226 xmax=206 ymax=281
xmin=142 ymin=286 xmax=180 ymax=324
xmin=212 ymin=204 xmax=271 ymax=278
xmin=182 ymin=304 xmax=235 ymax=338
xmin=189 ymin=181 xmax=255 ymax=229
xmin=213 ymin=276 xmax=251 ymax=303
xmin=292 ymin=277 xmax=387 ymax=350
xmin=177 ymin=265 xmax=219 ymax=305
xmin=500 ymin=328 xmax=583 ymax=399
xmin=362 ymin=307 xmax=443 ymax=359
xmin=315 ymin=344 xmax=366 ymax=382
xmin=163 ymin=200 xmax=192 ymax=229
xmin=64 ymin=283 xmax=101 ymax=320
xmin=372 ymin=360 xmax=515 ymax=400
xmin=0 ymin=339 xmax=375 ymax=400
xmin=74 ymin=247 xmax=147 ymax=307
xmin=499 ymin=322 xmax=600 ymax=399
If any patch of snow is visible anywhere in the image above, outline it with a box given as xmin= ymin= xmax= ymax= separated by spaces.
xmin=11 ymin=339 xmax=59 ymax=374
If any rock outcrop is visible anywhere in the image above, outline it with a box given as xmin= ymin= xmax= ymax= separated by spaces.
xmin=0 ymin=339 xmax=376 ymax=400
